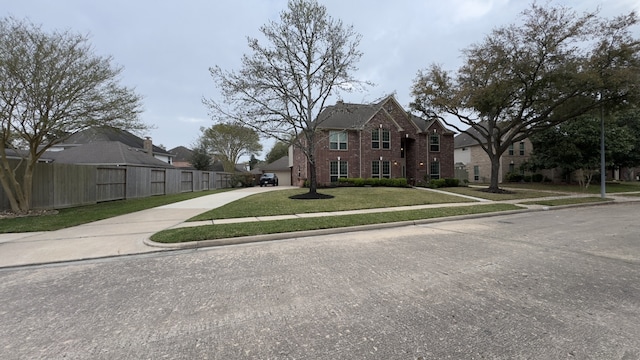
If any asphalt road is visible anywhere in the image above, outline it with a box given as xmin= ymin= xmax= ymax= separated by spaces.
xmin=1 ymin=202 xmax=639 ymax=359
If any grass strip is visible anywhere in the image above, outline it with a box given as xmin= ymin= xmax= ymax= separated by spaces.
xmin=152 ymin=203 xmax=521 ymax=243
xmin=440 ymin=186 xmax=564 ymax=201
xmin=521 ymin=197 xmax=612 ymax=206
xmin=0 ymin=189 xmax=231 ymax=233
xmin=497 ymin=182 xmax=640 ymax=194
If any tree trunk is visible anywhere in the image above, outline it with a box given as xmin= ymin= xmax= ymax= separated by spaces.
xmin=0 ymin=156 xmax=32 ymax=213
xmin=488 ymin=154 xmax=501 ymax=192
xmin=308 ymin=157 xmax=318 ymax=194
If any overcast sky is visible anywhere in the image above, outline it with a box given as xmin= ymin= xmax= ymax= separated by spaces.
xmin=5 ymin=0 xmax=640 ymax=158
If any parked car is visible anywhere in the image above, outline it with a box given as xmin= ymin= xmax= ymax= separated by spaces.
xmin=259 ymin=173 xmax=279 ymax=186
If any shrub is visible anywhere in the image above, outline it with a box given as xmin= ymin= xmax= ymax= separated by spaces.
xmin=231 ymin=173 xmax=255 ymax=187
xmin=505 ymin=172 xmax=524 ymax=182
xmin=531 ymin=173 xmax=544 ymax=182
xmin=337 ymin=177 xmax=408 ymax=187
xmin=429 ymin=178 xmax=446 ymax=188
xmin=444 ymin=178 xmax=459 ymax=187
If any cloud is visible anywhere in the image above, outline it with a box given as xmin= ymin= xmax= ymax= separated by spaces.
xmin=449 ymin=0 xmax=511 ymax=23
xmin=178 ymin=116 xmax=206 ymax=124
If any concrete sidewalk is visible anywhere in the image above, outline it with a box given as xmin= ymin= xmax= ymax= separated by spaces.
xmin=1 ymin=186 xmax=638 ymax=269
xmin=0 ymin=186 xmax=293 ymax=268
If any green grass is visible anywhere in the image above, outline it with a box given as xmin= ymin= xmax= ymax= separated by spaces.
xmin=438 ymin=186 xmax=564 ymax=201
xmin=521 ymin=196 xmax=613 ymax=206
xmin=0 ymin=189 xmax=231 ymax=233
xmin=188 ymin=187 xmax=475 ymax=221
xmin=151 ymin=203 xmax=522 ymax=243
xmin=499 ymin=181 xmax=640 ymax=194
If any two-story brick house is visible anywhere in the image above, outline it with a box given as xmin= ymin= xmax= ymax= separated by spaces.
xmin=454 ymin=126 xmax=533 ymax=183
xmin=292 ymin=96 xmax=455 ymax=186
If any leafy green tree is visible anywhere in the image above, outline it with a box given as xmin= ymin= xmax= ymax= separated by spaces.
xmin=265 ymin=141 xmax=289 ymax=164
xmin=0 ymin=17 xmax=144 ymax=213
xmin=189 ymin=144 xmax=212 ymax=171
xmin=205 ymin=0 xmax=369 ymax=196
xmin=528 ymin=113 xmax=635 ymax=187
xmin=613 ymin=109 xmax=640 ymax=179
xmin=248 ymin=154 xmax=261 ymax=170
xmin=411 ymin=4 xmax=640 ymax=192
xmin=199 ymin=123 xmax=262 ymax=173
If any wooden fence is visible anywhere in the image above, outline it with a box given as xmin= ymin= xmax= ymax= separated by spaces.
xmin=0 ymin=161 xmax=233 ymax=211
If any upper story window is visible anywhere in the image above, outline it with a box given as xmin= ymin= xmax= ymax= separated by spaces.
xmin=429 ymin=133 xmax=440 ymax=152
xmin=329 ymin=131 xmax=347 ymax=150
xmin=519 ymin=141 xmax=525 ymax=156
xmin=508 ymin=144 xmax=514 ymax=156
xmin=372 ymin=128 xmax=390 ymax=149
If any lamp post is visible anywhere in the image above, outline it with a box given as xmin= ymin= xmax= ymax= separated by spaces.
xmin=600 ymin=97 xmax=606 ymax=198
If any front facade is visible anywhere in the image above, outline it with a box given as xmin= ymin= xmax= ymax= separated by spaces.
xmin=454 ymin=130 xmax=533 ymax=183
xmin=292 ymin=96 xmax=455 ymax=187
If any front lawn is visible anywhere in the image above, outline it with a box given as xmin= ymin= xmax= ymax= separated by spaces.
xmin=0 ymin=189 xmax=232 ymax=233
xmin=188 ymin=187 xmax=475 ymax=221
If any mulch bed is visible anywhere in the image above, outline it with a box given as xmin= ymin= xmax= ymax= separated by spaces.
xmin=0 ymin=209 xmax=58 ymax=219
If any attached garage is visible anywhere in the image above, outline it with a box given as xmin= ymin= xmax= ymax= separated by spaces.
xmin=261 ymin=156 xmax=292 ymax=186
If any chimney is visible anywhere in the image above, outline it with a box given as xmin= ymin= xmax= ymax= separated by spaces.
xmin=143 ymin=137 xmax=153 ymax=155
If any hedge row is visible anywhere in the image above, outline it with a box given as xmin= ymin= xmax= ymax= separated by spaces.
xmin=337 ymin=177 xmax=409 ymax=187
xmin=427 ymin=178 xmax=460 ymax=188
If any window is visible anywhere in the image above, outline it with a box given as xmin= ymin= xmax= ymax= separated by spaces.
xmin=382 ymin=161 xmax=390 ymax=178
xmin=371 ymin=160 xmax=391 ymax=178
xmin=519 ymin=142 xmax=525 ymax=156
xmin=473 ymin=165 xmax=479 ymax=181
xmin=508 ymin=144 xmax=514 ymax=156
xmin=509 ymin=163 xmax=515 ymax=173
xmin=372 ymin=129 xmax=390 ymax=149
xmin=430 ymin=161 xmax=440 ymax=179
xmin=429 ymin=133 xmax=440 ymax=152
xmin=330 ymin=160 xmax=348 ymax=182
xmin=330 ymin=131 xmax=347 ymax=150
xmin=382 ymin=129 xmax=390 ymax=149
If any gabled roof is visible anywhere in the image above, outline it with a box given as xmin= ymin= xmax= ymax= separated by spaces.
xmin=169 ymin=146 xmax=193 ymax=162
xmin=316 ymin=96 xmax=412 ymax=131
xmin=46 ymin=141 xmax=174 ymax=168
xmin=454 ymin=131 xmax=481 ymax=148
xmin=315 ymin=96 xmax=454 ymax=135
xmin=410 ymin=114 xmax=455 ymax=135
xmin=63 ymin=126 xmax=173 ymax=157
xmin=262 ymin=156 xmax=290 ymax=171
xmin=316 ymin=101 xmax=382 ymax=130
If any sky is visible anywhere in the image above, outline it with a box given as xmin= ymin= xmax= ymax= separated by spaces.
xmin=4 ymin=0 xmax=640 ymax=159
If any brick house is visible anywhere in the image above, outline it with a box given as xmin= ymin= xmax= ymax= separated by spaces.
xmin=454 ymin=127 xmax=533 ymax=183
xmin=292 ymin=96 xmax=455 ymax=186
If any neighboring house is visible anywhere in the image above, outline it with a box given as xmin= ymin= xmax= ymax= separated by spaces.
xmin=54 ymin=126 xmax=175 ymax=165
xmin=169 ymin=146 xmax=194 ymax=169
xmin=46 ymin=141 xmax=175 ymax=168
xmin=261 ymin=156 xmax=292 ymax=186
xmin=453 ymin=127 xmax=533 ymax=183
xmin=292 ymin=95 xmax=455 ymax=186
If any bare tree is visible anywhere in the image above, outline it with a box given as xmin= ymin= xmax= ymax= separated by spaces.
xmin=411 ymin=4 xmax=640 ymax=192
xmin=205 ymin=0 xmax=369 ymax=195
xmin=0 ymin=17 xmax=144 ymax=213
